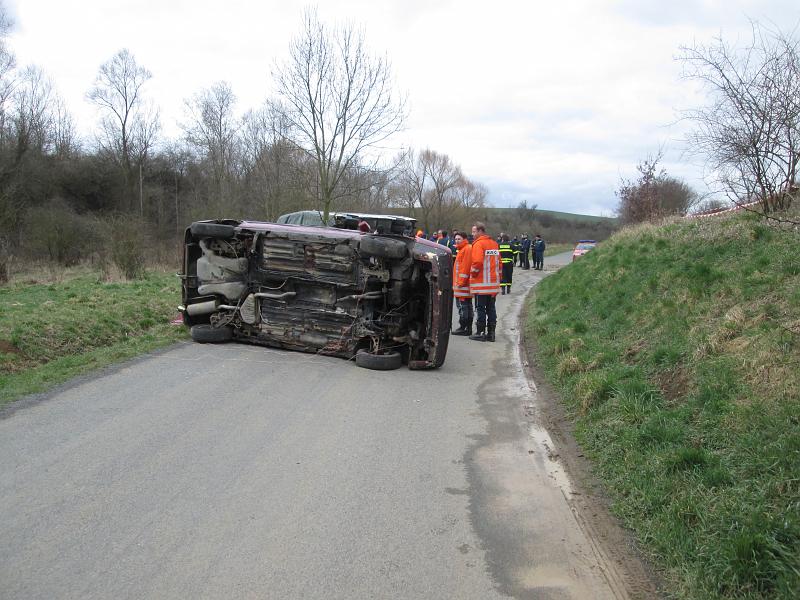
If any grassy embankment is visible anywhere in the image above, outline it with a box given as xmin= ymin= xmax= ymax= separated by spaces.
xmin=526 ymin=211 xmax=799 ymax=599
xmin=0 ymin=268 xmax=187 ymax=407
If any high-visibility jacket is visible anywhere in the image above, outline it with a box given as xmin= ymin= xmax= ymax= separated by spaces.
xmin=499 ymin=243 xmax=514 ymax=265
xmin=469 ymin=234 xmax=501 ymax=296
xmin=453 ymin=239 xmax=472 ymax=299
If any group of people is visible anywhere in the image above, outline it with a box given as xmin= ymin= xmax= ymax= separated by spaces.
xmin=449 ymin=224 xmax=548 ymax=342
xmin=415 ymin=228 xmax=546 ymax=273
xmin=416 ymin=229 xmax=458 ymax=253
xmin=496 ymin=233 xmax=546 ymax=271
xmin=496 ymin=233 xmax=546 ymax=294
xmin=451 ymin=223 xmax=501 ymax=342
xmin=412 ymin=225 xmax=547 ymax=341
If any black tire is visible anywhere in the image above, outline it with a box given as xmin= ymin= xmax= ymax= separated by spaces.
xmin=355 ymin=349 xmax=403 ymax=370
xmin=190 ymin=324 xmax=234 ymax=343
xmin=190 ymin=222 xmax=236 ymax=239
xmin=359 ymin=236 xmax=407 ymax=259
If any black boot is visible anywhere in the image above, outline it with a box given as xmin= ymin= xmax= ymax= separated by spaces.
xmin=452 ymin=323 xmax=471 ymax=336
xmin=486 ymin=324 xmax=496 ymax=342
xmin=469 ymin=328 xmax=486 ymax=341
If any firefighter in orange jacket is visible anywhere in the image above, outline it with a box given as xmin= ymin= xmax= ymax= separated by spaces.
xmin=452 ymin=231 xmax=473 ymax=336
xmin=468 ymin=222 xmax=501 ymax=342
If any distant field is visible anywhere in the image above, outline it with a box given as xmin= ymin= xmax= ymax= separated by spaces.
xmin=485 ymin=206 xmax=617 ymax=223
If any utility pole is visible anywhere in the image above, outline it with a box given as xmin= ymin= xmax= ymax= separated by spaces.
xmin=139 ymin=163 xmax=144 ymax=217
xmin=175 ymin=170 xmax=180 ymax=234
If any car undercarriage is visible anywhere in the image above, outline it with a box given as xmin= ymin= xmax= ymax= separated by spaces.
xmin=180 ymin=220 xmax=452 ymax=370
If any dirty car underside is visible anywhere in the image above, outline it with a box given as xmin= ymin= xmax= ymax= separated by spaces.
xmin=180 ymin=220 xmax=452 ymax=369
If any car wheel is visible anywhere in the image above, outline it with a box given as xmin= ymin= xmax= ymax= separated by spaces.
xmin=355 ymin=349 xmax=403 ymax=371
xmin=190 ymin=324 xmax=234 ymax=343
xmin=359 ymin=236 xmax=407 ymax=259
xmin=190 ymin=222 xmax=236 ymax=239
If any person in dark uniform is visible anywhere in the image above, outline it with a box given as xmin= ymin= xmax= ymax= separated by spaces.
xmin=533 ymin=234 xmax=546 ymax=270
xmin=498 ymin=234 xmax=514 ymax=295
xmin=520 ymin=234 xmax=531 ymax=269
xmin=510 ymin=236 xmax=521 ymax=268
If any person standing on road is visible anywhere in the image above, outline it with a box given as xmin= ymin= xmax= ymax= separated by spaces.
xmin=439 ymin=230 xmax=457 ymax=255
xmin=499 ymin=233 xmax=514 ymax=295
xmin=468 ymin=222 xmax=501 ymax=342
xmin=533 ymin=234 xmax=546 ymax=270
xmin=520 ymin=234 xmax=531 ymax=270
xmin=511 ymin=236 xmax=521 ymax=267
xmin=452 ymin=231 xmax=473 ymax=336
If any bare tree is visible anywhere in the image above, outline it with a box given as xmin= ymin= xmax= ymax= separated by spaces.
xmin=57 ymin=98 xmax=79 ymax=157
xmin=273 ymin=8 xmax=406 ymax=221
xmin=391 ymin=148 xmax=488 ymax=232
xmin=87 ymin=49 xmax=160 ymax=212
xmin=13 ymin=66 xmax=56 ymax=154
xmin=181 ymin=81 xmax=241 ymax=213
xmin=392 ymin=148 xmax=433 ymax=231
xmin=454 ymin=178 xmax=488 ymax=210
xmin=161 ymin=142 xmax=192 ymax=233
xmin=422 ymin=148 xmax=463 ymax=228
xmin=0 ymin=2 xmax=15 ymax=145
xmin=680 ymin=22 xmax=800 ymax=219
xmin=515 ymin=200 xmax=537 ymax=223
xmin=616 ymin=152 xmax=697 ymax=225
xmin=449 ymin=177 xmax=488 ymax=230
xmin=240 ymin=104 xmax=312 ymax=219
xmin=0 ymin=0 xmax=16 ymax=250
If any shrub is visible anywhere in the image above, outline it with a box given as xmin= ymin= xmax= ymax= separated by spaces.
xmin=23 ymin=199 xmax=103 ymax=266
xmin=0 ymin=236 xmax=9 ymax=284
xmin=105 ymin=214 xmax=148 ymax=279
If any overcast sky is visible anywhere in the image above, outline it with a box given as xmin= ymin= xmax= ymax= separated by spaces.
xmin=5 ymin=0 xmax=798 ymax=216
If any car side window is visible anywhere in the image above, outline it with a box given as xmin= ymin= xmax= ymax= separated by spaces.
xmin=303 ymin=212 xmax=324 ymax=226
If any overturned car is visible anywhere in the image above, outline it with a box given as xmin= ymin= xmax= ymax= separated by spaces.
xmin=179 ymin=219 xmax=452 ymax=370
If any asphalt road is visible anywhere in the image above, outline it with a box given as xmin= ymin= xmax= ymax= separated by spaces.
xmin=0 ymin=251 xmax=632 ymax=599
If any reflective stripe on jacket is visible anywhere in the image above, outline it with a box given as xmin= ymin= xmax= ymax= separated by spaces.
xmin=469 ymin=234 xmax=501 ymax=296
xmin=453 ymin=240 xmax=472 ymax=299
xmin=499 ymin=243 xmax=514 ymax=264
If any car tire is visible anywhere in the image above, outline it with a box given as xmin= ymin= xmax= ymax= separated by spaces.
xmin=359 ymin=236 xmax=407 ymax=259
xmin=190 ymin=324 xmax=234 ymax=343
xmin=190 ymin=222 xmax=236 ymax=239
xmin=355 ymin=349 xmax=403 ymax=371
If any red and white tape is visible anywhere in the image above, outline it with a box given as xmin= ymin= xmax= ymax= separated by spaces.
xmin=686 ymin=200 xmax=761 ymax=219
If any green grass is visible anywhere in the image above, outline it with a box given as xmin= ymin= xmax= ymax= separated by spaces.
xmin=545 ymin=243 xmax=574 ymax=257
xmin=526 ymin=212 xmax=800 ymax=599
xmin=0 ymin=269 xmax=188 ymax=406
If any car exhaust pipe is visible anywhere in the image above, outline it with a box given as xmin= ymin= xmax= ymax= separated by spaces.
xmin=186 ymin=300 xmax=219 ymax=316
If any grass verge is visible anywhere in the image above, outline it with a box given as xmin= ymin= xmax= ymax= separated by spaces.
xmin=545 ymin=243 xmax=574 ymax=257
xmin=526 ymin=212 xmax=800 ymax=599
xmin=0 ymin=268 xmax=188 ymax=407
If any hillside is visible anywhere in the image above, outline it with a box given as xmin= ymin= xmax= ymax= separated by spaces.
xmin=526 ymin=211 xmax=799 ymax=599
xmin=486 ymin=206 xmax=617 ymax=224
xmin=483 ymin=206 xmax=618 ymax=243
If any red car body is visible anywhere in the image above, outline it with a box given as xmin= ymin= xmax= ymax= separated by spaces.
xmin=572 ymin=240 xmax=597 ymax=261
